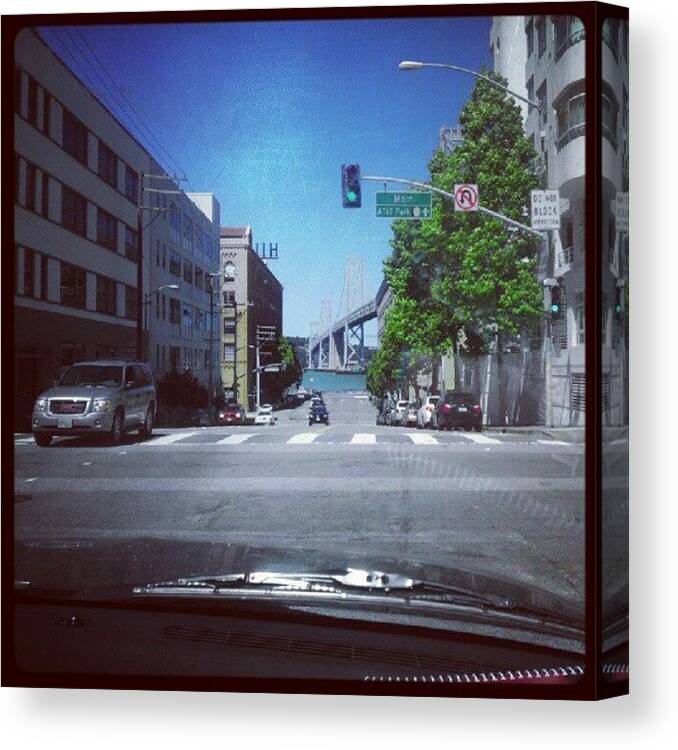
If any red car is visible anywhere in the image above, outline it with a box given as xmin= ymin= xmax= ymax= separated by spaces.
xmin=218 ymin=403 xmax=245 ymax=425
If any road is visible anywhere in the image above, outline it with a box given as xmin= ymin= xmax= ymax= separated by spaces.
xmin=13 ymin=390 xmax=591 ymax=613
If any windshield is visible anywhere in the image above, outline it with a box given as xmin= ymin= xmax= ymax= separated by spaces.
xmin=12 ymin=12 xmax=601 ymax=687
xmin=58 ymin=365 xmax=123 ymax=387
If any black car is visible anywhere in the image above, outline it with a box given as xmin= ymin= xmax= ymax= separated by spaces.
xmin=308 ymin=402 xmax=329 ymax=425
xmin=434 ymin=391 xmax=483 ymax=431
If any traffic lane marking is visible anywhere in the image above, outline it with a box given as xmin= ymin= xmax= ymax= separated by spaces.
xmin=350 ymin=433 xmax=376 ymax=445
xmin=287 ymin=433 xmax=320 ymax=444
xmin=216 ymin=433 xmax=258 ymax=445
xmin=147 ymin=432 xmax=198 ymax=446
xmin=456 ymin=432 xmax=501 ymax=445
xmin=407 ymin=433 xmax=439 ymax=445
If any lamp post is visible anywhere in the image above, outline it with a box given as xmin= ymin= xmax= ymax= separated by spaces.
xmin=143 ymin=284 xmax=180 ymax=363
xmin=398 ymin=60 xmax=541 ymax=112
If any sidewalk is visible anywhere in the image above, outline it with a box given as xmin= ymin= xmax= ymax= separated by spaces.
xmin=484 ymin=425 xmax=628 ymax=444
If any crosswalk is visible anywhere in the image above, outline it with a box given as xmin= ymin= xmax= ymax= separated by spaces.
xmin=14 ymin=430 xmax=579 ymax=450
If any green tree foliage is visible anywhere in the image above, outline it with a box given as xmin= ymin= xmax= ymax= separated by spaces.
xmin=368 ymin=70 xmax=543 ymax=407
xmin=278 ymin=335 xmax=304 ymax=391
xmin=157 ymin=370 xmax=207 ymax=410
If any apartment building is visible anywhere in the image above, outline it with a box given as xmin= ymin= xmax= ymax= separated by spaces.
xmin=144 ymin=173 xmax=221 ymax=391
xmin=219 ymin=227 xmax=283 ymax=409
xmin=13 ymin=29 xmax=148 ymax=429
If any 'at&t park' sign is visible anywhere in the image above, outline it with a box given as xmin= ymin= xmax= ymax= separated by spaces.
xmin=530 ymin=189 xmax=561 ymax=230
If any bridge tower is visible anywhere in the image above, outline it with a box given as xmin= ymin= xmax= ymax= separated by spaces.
xmin=318 ymin=299 xmax=333 ymax=370
xmin=343 ymin=256 xmax=366 ymax=371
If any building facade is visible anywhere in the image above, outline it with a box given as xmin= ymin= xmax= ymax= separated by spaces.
xmin=492 ymin=14 xmax=591 ymax=425
xmin=144 ymin=174 xmax=221 ymax=392
xmin=219 ymin=228 xmax=283 ymax=409
xmin=13 ymin=29 xmax=148 ymax=430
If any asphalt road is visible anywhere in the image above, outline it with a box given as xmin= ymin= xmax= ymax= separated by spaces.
xmin=13 ymin=390 xmax=600 ymax=613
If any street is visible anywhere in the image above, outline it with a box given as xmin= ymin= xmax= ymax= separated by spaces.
xmin=14 ymin=390 xmax=590 ymax=613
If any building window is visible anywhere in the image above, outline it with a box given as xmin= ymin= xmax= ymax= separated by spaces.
xmin=224 ymin=319 xmax=236 ymax=335
xmin=169 ymin=297 xmax=181 ymax=324
xmin=25 ymin=162 xmax=36 ymax=211
xmin=162 ymin=294 xmax=166 ymax=320
xmin=156 ymin=240 xmax=161 ymax=267
xmin=98 ymin=141 xmax=118 ymax=189
xmin=162 ymin=244 xmax=167 ymax=270
xmin=603 ymin=18 xmax=619 ymax=61
xmin=124 ymin=226 xmax=139 ymax=262
xmin=61 ymin=185 xmax=87 ymax=236
xmin=169 ymin=346 xmax=180 ymax=371
xmin=97 ymin=208 xmax=118 ymax=251
xmin=42 ymin=91 xmax=51 ymax=135
xmin=223 ymin=261 xmax=236 ymax=280
xmin=169 ymin=250 xmax=182 ymax=277
xmin=525 ymin=19 xmax=534 ymax=57
xmin=182 ymin=303 xmax=193 ymax=329
xmin=170 ymin=203 xmax=180 ymax=243
xmin=553 ymin=16 xmax=585 ymax=62
xmin=205 ymin=273 xmax=213 ymax=293
xmin=124 ymin=165 xmax=139 ymax=203
xmin=536 ymin=81 xmax=547 ymax=126
xmin=183 ymin=214 xmax=193 ymax=248
xmin=40 ymin=254 xmax=49 ymax=300
xmin=27 ymin=76 xmax=38 ymax=127
xmin=223 ymin=290 xmax=235 ymax=305
xmin=155 ymin=291 xmax=160 ymax=320
xmin=183 ymin=260 xmax=193 ymax=284
xmin=124 ymin=285 xmax=137 ymax=320
xmin=223 ymin=344 xmax=235 ymax=362
xmin=22 ymin=247 xmax=35 ymax=297
xmin=60 ymin=262 xmax=87 ymax=309
xmin=556 ymin=87 xmax=585 ymax=151
xmin=62 ymin=109 xmax=88 ymax=165
xmin=194 ymin=266 xmax=204 ymax=290
xmin=41 ymin=171 xmax=49 ymax=217
xmin=14 ymin=68 xmax=22 ymax=115
xmin=526 ymin=76 xmax=534 ymax=106
xmin=204 ymin=350 xmax=210 ymax=370
xmin=96 ymin=275 xmax=117 ymax=315
xmin=536 ymin=17 xmax=546 ymax=58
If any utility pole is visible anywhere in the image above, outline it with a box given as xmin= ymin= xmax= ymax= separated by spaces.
xmin=255 ymin=342 xmax=261 ymax=411
xmin=208 ymin=277 xmax=215 ymax=424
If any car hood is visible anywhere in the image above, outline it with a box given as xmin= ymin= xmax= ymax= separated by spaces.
xmin=13 ymin=537 xmax=581 ymax=623
xmin=39 ymin=385 xmax=120 ymax=400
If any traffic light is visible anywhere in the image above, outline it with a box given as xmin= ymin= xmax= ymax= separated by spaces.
xmin=341 ymin=163 xmax=362 ymax=208
xmin=550 ymin=284 xmax=563 ymax=318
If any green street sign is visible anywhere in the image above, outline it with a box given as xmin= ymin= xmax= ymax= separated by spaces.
xmin=376 ymin=191 xmax=432 ymax=220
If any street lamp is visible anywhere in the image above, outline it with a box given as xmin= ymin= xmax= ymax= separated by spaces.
xmin=143 ymin=284 xmax=180 ymax=362
xmin=398 ymin=60 xmax=541 ymax=112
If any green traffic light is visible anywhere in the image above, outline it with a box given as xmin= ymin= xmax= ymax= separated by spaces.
xmin=550 ymin=304 xmax=560 ymax=314
xmin=347 ymin=190 xmax=357 ymax=202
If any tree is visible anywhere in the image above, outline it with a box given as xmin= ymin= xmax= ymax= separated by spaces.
xmin=278 ymin=335 xmax=303 ymax=391
xmin=375 ymin=70 xmax=543 ymax=422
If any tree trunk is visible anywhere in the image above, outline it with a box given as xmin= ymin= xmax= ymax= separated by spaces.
xmin=431 ymin=357 xmax=439 ymax=394
xmin=452 ymin=333 xmax=460 ymax=390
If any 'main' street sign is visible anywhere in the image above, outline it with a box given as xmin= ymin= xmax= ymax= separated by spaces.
xmin=376 ymin=191 xmax=432 ymax=219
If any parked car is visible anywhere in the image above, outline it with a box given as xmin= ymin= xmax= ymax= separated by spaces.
xmin=217 ymin=403 xmax=245 ymax=426
xmin=31 ymin=359 xmax=156 ymax=447
xmin=254 ymin=404 xmax=276 ymax=426
xmin=434 ymin=391 xmax=483 ymax=432
xmin=391 ymin=400 xmax=411 ymax=426
xmin=416 ymin=395 xmax=440 ymax=429
xmin=405 ymin=403 xmax=418 ymax=427
xmin=308 ymin=402 xmax=329 ymax=425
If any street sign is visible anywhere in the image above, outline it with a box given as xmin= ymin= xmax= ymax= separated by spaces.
xmin=376 ymin=191 xmax=432 ymax=219
xmin=615 ymin=191 xmax=629 ymax=232
xmin=454 ymin=184 xmax=479 ymax=212
xmin=530 ymin=189 xmax=561 ymax=230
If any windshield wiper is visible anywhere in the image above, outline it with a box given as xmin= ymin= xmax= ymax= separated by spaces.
xmin=132 ymin=568 xmax=515 ymax=610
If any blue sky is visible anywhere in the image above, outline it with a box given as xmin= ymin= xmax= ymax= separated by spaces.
xmin=40 ymin=16 xmax=492 ymax=337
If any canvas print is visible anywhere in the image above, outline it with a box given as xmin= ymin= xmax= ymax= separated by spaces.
xmin=4 ymin=6 xmax=628 ymax=696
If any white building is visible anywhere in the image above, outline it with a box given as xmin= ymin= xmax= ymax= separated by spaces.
xmin=490 ymin=16 xmax=530 ymax=123
xmin=144 ymin=172 xmax=221 ymax=390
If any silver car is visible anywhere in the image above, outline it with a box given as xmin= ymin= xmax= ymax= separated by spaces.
xmin=31 ymin=360 xmax=156 ymax=447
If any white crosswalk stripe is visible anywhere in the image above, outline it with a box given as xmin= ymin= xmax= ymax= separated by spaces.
xmin=537 ymin=439 xmax=570 ymax=446
xmin=216 ymin=433 xmax=257 ymax=445
xmin=287 ymin=432 xmax=320 ymax=444
xmin=457 ymin=432 xmax=501 ymax=445
xmin=350 ymin=433 xmax=376 ymax=445
xmin=407 ymin=433 xmax=439 ymax=445
xmin=148 ymin=432 xmax=198 ymax=446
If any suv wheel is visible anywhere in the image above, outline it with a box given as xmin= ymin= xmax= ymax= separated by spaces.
xmin=474 ymin=424 xmax=483 ymax=433
xmin=139 ymin=405 xmax=154 ymax=440
xmin=34 ymin=433 xmax=52 ymax=447
xmin=109 ymin=408 xmax=124 ymax=446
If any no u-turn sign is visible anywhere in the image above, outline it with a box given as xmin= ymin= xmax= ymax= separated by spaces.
xmin=454 ymin=184 xmax=479 ymax=212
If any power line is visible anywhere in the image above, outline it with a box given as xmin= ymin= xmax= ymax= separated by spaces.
xmin=72 ymin=27 xmax=194 ymax=191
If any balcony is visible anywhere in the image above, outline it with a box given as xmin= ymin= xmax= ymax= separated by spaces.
xmin=556 ymin=123 xmax=585 ymax=152
xmin=555 ymin=27 xmax=586 ymax=63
